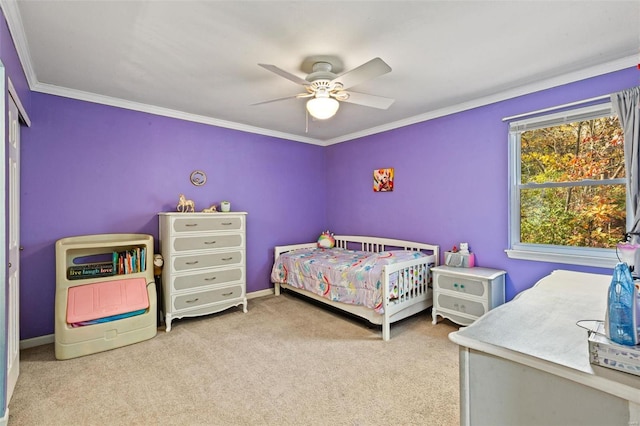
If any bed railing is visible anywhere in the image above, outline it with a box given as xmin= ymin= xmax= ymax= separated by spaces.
xmin=274 ymin=235 xmax=439 ymax=265
xmin=334 ymin=235 xmax=439 ymax=263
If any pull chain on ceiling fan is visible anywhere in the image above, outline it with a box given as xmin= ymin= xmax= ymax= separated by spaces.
xmin=253 ymin=57 xmax=395 ymax=120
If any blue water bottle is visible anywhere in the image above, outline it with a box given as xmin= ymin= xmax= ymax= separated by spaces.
xmin=607 ymin=263 xmax=638 ymax=346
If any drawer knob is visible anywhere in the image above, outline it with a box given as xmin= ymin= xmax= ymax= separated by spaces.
xmin=185 ymin=223 xmax=198 ymax=227
xmin=222 ymin=257 xmax=233 ymax=261
xmin=454 ymin=283 xmax=458 ymax=287
xmin=204 ymin=241 xmax=217 ymax=245
xmin=222 ymin=222 xmax=233 ymax=226
xmin=222 ymin=291 xmax=234 ymax=297
xmin=186 ymin=260 xmax=199 ymax=265
xmin=204 ymin=276 xmax=217 ymax=281
xmin=185 ymin=298 xmax=199 ymax=304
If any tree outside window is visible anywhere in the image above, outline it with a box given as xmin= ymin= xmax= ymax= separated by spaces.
xmin=507 ymin=103 xmax=627 ymax=267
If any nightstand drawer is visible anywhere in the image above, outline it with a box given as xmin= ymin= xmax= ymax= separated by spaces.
xmin=172 ymin=267 xmax=243 ymax=291
xmin=436 ymin=274 xmax=485 ymax=297
xmin=172 ymin=251 xmax=243 ymax=272
xmin=172 ymin=234 xmax=243 ymax=252
xmin=173 ymin=285 xmax=243 ymax=310
xmin=436 ymin=293 xmax=486 ymax=318
xmin=172 ymin=216 xmax=243 ymax=233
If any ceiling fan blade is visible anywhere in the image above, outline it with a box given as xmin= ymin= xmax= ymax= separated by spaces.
xmin=332 ymin=57 xmax=391 ymax=89
xmin=340 ymin=91 xmax=395 ymax=110
xmin=258 ymin=64 xmax=309 ymax=86
xmin=251 ymin=93 xmax=312 ymax=106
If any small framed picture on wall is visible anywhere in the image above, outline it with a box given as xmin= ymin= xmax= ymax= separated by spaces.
xmin=373 ymin=168 xmax=394 ymax=192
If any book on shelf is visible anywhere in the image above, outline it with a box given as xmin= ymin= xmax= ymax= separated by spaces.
xmin=67 ymin=262 xmax=114 ymax=280
xmin=112 ymin=247 xmax=146 ymax=275
xmin=68 ymin=247 xmax=147 ymax=280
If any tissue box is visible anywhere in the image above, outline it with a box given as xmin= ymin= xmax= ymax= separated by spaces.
xmin=588 ymin=322 xmax=640 ymax=377
xmin=444 ymin=251 xmax=475 ymax=267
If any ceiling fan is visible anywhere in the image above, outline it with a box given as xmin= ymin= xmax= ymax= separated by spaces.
xmin=253 ymin=57 xmax=395 ymax=120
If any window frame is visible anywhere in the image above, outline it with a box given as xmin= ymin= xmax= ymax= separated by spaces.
xmin=506 ymin=102 xmax=629 ymax=268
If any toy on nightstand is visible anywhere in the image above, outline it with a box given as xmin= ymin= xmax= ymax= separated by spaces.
xmin=202 ymin=204 xmax=218 ymax=213
xmin=444 ymin=242 xmax=475 ymax=267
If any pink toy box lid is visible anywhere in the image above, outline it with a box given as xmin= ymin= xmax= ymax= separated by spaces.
xmin=66 ymin=277 xmax=149 ymax=324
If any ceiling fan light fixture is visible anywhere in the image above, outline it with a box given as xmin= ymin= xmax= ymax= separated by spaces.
xmin=306 ymin=96 xmax=339 ymax=120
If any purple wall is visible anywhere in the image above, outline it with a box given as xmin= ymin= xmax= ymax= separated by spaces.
xmin=17 ymin=68 xmax=640 ymax=340
xmin=8 ymin=32 xmax=637 ymax=340
xmin=327 ymin=67 xmax=640 ymax=301
xmin=20 ymin=95 xmax=327 ymax=339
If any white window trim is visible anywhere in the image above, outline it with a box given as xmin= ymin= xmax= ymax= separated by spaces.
xmin=506 ymin=101 xmax=627 ymax=269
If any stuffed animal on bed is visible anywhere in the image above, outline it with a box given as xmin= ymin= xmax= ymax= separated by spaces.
xmin=317 ymin=230 xmax=335 ymax=249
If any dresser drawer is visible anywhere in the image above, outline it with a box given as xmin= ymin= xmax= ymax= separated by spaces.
xmin=172 ymin=234 xmax=243 ymax=252
xmin=172 ymin=216 xmax=243 ymax=233
xmin=436 ymin=293 xmax=486 ymax=318
xmin=172 ymin=251 xmax=243 ymax=272
xmin=173 ymin=285 xmax=243 ymax=311
xmin=172 ymin=268 xmax=243 ymax=291
xmin=436 ymin=274 xmax=485 ymax=297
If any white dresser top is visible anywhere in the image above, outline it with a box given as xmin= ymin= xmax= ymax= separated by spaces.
xmin=449 ymin=269 xmax=640 ymax=403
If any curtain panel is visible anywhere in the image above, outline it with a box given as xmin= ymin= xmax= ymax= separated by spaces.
xmin=612 ymin=86 xmax=640 ymax=242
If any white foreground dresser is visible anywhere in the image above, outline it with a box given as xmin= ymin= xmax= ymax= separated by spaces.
xmin=449 ymin=270 xmax=640 ymax=426
xmin=158 ymin=212 xmax=248 ymax=331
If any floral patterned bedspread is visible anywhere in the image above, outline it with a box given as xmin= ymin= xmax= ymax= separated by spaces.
xmin=271 ymin=247 xmax=428 ymax=313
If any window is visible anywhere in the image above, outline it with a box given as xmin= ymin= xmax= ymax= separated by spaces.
xmin=506 ymin=103 xmax=627 ymax=268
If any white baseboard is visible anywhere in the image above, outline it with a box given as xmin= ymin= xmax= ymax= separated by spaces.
xmin=20 ymin=334 xmax=54 ymax=350
xmin=247 ymin=288 xmax=274 ymax=299
xmin=19 ymin=288 xmax=276 ymax=349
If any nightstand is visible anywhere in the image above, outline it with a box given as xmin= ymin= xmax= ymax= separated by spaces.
xmin=431 ymin=265 xmax=506 ymax=326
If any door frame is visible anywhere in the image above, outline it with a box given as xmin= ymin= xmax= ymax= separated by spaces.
xmin=0 ymin=70 xmax=30 ymax=425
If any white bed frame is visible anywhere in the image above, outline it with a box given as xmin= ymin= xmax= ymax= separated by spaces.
xmin=273 ymin=235 xmax=439 ymax=341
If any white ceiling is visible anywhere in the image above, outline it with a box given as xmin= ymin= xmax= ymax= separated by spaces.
xmin=2 ymin=1 xmax=639 ymax=145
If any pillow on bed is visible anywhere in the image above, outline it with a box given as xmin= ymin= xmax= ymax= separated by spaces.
xmin=317 ymin=230 xmax=335 ymax=248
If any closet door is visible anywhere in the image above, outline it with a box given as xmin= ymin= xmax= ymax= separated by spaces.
xmin=6 ymin=93 xmax=20 ymax=401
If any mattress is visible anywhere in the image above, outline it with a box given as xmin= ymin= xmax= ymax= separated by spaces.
xmin=66 ymin=277 xmax=149 ymax=324
xmin=271 ymin=247 xmax=430 ymax=313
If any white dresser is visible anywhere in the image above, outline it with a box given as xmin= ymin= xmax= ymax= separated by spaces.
xmin=449 ymin=270 xmax=639 ymax=426
xmin=431 ymin=265 xmax=505 ymax=326
xmin=158 ymin=212 xmax=248 ymax=331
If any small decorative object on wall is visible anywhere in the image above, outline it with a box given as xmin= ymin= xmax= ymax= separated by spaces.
xmin=373 ymin=168 xmax=394 ymax=192
xmin=202 ymin=204 xmax=218 ymax=213
xmin=176 ymin=194 xmax=195 ymax=212
xmin=220 ymin=201 xmax=231 ymax=212
xmin=190 ymin=170 xmax=207 ymax=186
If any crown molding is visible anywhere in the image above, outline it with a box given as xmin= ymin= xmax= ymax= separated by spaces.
xmin=0 ymin=0 xmax=37 ymax=88
xmin=33 ymin=82 xmax=325 ymax=145
xmin=324 ymin=54 xmax=638 ymax=145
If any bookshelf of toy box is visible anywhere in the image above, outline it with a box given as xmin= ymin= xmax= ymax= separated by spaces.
xmin=54 ymin=233 xmax=157 ymax=360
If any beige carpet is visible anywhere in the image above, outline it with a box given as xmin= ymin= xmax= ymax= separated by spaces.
xmin=9 ymin=293 xmax=460 ymax=426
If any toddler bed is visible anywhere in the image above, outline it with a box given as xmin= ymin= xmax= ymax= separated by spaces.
xmin=271 ymin=235 xmax=439 ymax=340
